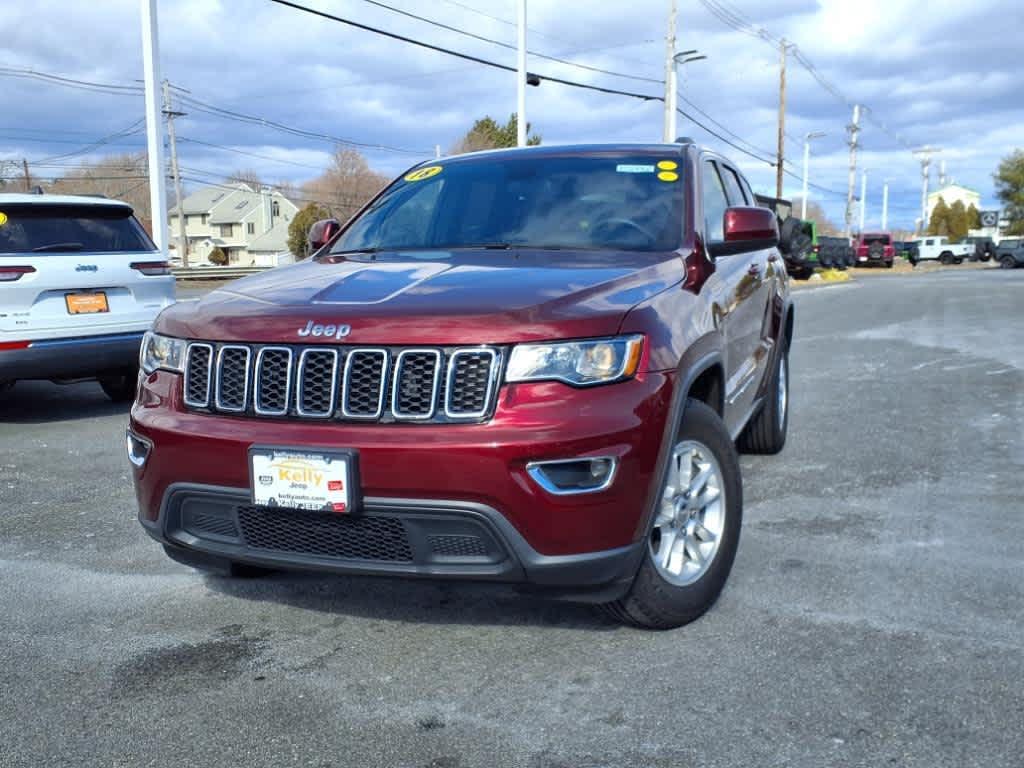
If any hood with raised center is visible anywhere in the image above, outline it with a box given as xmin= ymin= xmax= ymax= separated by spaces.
xmin=156 ymin=249 xmax=682 ymax=345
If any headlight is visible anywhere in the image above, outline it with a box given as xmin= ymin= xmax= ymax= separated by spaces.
xmin=139 ymin=331 xmax=187 ymax=374
xmin=505 ymin=335 xmax=643 ymax=386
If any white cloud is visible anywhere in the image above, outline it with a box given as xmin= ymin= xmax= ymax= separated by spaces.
xmin=1 ymin=0 xmax=1021 ymax=228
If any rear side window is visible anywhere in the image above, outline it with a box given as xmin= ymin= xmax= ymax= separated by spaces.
xmin=0 ymin=204 xmax=155 ymax=254
xmin=718 ymin=165 xmax=749 ymax=205
xmin=701 ymin=161 xmax=729 ymax=243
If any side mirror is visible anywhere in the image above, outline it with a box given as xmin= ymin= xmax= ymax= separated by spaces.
xmin=307 ymin=218 xmax=341 ymax=253
xmin=709 ymin=206 xmax=780 ymax=257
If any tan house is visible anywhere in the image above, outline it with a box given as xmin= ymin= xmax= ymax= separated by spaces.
xmin=168 ymin=183 xmax=299 ymax=267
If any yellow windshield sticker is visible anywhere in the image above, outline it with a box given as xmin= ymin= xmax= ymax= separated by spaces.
xmin=658 ymin=171 xmax=679 ymax=182
xmin=404 ymin=166 xmax=443 ymax=182
xmin=657 ymin=160 xmax=678 ymax=171
xmin=0 ymin=212 xmax=7 ymax=227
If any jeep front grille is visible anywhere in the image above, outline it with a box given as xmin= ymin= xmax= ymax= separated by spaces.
xmin=182 ymin=342 xmax=501 ymax=424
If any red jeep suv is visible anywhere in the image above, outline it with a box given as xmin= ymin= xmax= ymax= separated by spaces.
xmin=855 ymin=232 xmax=895 ymax=267
xmin=129 ymin=143 xmax=793 ymax=628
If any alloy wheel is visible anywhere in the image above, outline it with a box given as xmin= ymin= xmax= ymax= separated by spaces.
xmin=649 ymin=440 xmax=726 ymax=586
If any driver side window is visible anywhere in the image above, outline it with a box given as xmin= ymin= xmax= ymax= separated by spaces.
xmin=702 ymin=160 xmax=729 ymax=244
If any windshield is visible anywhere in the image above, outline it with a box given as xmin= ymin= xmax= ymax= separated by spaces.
xmin=0 ymin=204 xmax=155 ymax=254
xmin=331 ymin=154 xmax=685 ymax=254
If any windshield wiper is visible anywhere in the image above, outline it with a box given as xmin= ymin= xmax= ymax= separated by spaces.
xmin=326 ymin=247 xmax=383 ymax=258
xmin=32 ymin=242 xmax=85 ymax=252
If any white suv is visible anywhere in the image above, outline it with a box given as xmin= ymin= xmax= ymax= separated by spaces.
xmin=0 ymin=193 xmax=175 ymax=400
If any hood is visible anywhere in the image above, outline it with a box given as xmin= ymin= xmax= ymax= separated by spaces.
xmin=157 ymin=249 xmax=681 ymax=345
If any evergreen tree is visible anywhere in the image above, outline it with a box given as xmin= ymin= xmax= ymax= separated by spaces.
xmin=948 ymin=200 xmax=969 ymax=242
xmin=966 ymin=203 xmax=981 ymax=231
xmin=928 ymin=196 xmax=950 ymax=236
xmin=450 ymin=114 xmax=541 ymax=154
xmin=288 ymin=203 xmax=332 ymax=260
xmin=994 ymin=149 xmax=1024 ymax=235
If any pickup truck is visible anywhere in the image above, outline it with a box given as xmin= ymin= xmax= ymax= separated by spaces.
xmin=911 ymin=236 xmax=971 ymax=265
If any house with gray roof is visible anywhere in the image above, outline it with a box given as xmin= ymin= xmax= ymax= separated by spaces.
xmin=168 ymin=183 xmax=300 ymax=267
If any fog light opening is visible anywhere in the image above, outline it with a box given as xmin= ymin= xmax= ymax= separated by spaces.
xmin=126 ymin=431 xmax=152 ymax=468
xmin=526 ymin=457 xmax=618 ymax=496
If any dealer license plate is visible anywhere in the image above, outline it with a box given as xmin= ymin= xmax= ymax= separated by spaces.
xmin=249 ymin=447 xmax=359 ymax=514
xmin=65 ymin=292 xmax=109 ymax=314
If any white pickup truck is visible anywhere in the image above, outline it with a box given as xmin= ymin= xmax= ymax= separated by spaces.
xmin=911 ymin=236 xmax=972 ymax=265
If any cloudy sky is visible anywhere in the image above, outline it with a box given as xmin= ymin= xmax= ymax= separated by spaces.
xmin=1 ymin=0 xmax=1020 ymax=230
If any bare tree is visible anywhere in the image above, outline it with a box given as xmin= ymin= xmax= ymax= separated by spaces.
xmin=791 ymin=198 xmax=841 ymax=235
xmin=301 ymin=147 xmax=389 ymax=222
xmin=49 ymin=153 xmax=153 ymax=221
xmin=225 ymin=168 xmax=263 ymax=189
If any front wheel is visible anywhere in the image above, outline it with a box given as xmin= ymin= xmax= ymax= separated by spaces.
xmin=940 ymin=252 xmax=954 ymax=265
xmin=604 ymin=399 xmax=742 ymax=629
xmin=98 ymin=368 xmax=139 ymax=402
xmin=1001 ymin=256 xmax=1017 ymax=270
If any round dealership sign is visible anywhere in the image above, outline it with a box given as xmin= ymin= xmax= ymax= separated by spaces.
xmin=981 ymin=211 xmax=999 ymax=227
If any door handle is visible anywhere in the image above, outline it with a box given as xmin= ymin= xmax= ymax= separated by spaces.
xmin=747 ymin=263 xmax=761 ymax=276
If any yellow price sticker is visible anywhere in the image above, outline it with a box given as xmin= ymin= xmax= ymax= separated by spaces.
xmin=0 ymin=212 xmax=7 ymax=227
xmin=657 ymin=160 xmax=678 ymax=171
xmin=404 ymin=166 xmax=443 ymax=182
xmin=657 ymin=171 xmax=679 ymax=182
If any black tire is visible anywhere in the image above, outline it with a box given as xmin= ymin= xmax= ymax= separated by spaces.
xmin=98 ymin=368 xmax=139 ymax=402
xmin=885 ymin=260 xmax=894 ymax=268
xmin=739 ymin=341 xmax=789 ymax=455
xmin=1001 ymin=255 xmax=1016 ymax=270
xmin=954 ymin=257 xmax=963 ymax=265
xmin=818 ymin=248 xmax=833 ymax=269
xmin=940 ymin=251 xmax=954 ymax=265
xmin=603 ymin=399 xmax=742 ymax=630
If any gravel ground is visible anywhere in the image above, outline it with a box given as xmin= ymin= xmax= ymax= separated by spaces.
xmin=1 ymin=268 xmax=1021 ymax=767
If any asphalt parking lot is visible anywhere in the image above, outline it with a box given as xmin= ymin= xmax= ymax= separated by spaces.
xmin=2 ymin=268 xmax=1022 ymax=767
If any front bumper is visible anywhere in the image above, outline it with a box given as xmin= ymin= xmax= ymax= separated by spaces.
xmin=0 ymin=332 xmax=145 ymax=380
xmin=130 ymin=368 xmax=674 ymax=591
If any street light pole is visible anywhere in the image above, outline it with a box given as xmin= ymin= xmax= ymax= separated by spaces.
xmin=663 ymin=0 xmax=677 ymax=142
xmin=801 ymin=131 xmax=826 ymax=220
xmin=859 ymin=169 xmax=868 ymax=233
xmin=140 ymin=0 xmax=168 ymax=255
xmin=516 ymin=0 xmax=527 ymax=147
xmin=882 ymin=179 xmax=890 ymax=231
xmin=668 ymin=51 xmax=703 ymax=141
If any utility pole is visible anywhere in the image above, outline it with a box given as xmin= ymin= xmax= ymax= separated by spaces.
xmin=162 ymin=80 xmax=188 ymax=268
xmin=516 ymin=0 xmax=527 ymax=147
xmin=859 ymin=170 xmax=868 ymax=233
xmin=668 ymin=51 xmax=704 ymax=142
xmin=913 ymin=147 xmax=941 ymax=234
xmin=775 ymin=39 xmax=792 ymax=199
xmin=881 ymin=179 xmax=890 ymax=231
xmin=844 ymin=104 xmax=861 ymax=240
xmin=140 ymin=0 xmax=168 ymax=256
xmin=22 ymin=158 xmax=30 ymax=192
xmin=663 ymin=0 xmax=677 ymax=142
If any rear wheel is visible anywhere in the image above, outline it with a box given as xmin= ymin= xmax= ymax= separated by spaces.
xmin=940 ymin=251 xmax=954 ymax=265
xmin=604 ymin=399 xmax=742 ymax=629
xmin=98 ymin=367 xmax=139 ymax=402
xmin=739 ymin=341 xmax=789 ymax=455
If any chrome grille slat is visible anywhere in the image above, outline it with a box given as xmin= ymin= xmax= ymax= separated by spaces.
xmin=392 ymin=349 xmax=441 ymax=420
xmin=253 ymin=347 xmax=293 ymax=416
xmin=214 ymin=345 xmax=250 ymax=412
xmin=445 ymin=349 xmax=498 ymax=419
xmin=341 ymin=349 xmax=388 ymax=419
xmin=184 ymin=342 xmax=499 ymax=423
xmin=296 ymin=348 xmax=339 ymax=418
xmin=183 ymin=343 xmax=213 ymax=408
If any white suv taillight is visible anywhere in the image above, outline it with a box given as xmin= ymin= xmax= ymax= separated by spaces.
xmin=130 ymin=261 xmax=172 ymax=276
xmin=0 ymin=266 xmax=36 ymax=282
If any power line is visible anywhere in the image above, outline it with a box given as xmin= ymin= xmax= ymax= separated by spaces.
xmin=353 ymin=0 xmax=661 ymax=84
xmin=268 ymin=0 xmax=664 ymax=103
xmin=177 ymin=136 xmax=331 ymax=171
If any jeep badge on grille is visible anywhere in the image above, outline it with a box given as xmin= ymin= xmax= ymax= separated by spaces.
xmin=297 ymin=320 xmax=351 ymax=340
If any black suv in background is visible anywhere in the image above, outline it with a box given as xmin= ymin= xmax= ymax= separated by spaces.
xmin=964 ymin=236 xmax=995 ymax=262
xmin=995 ymin=238 xmax=1024 ymax=269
